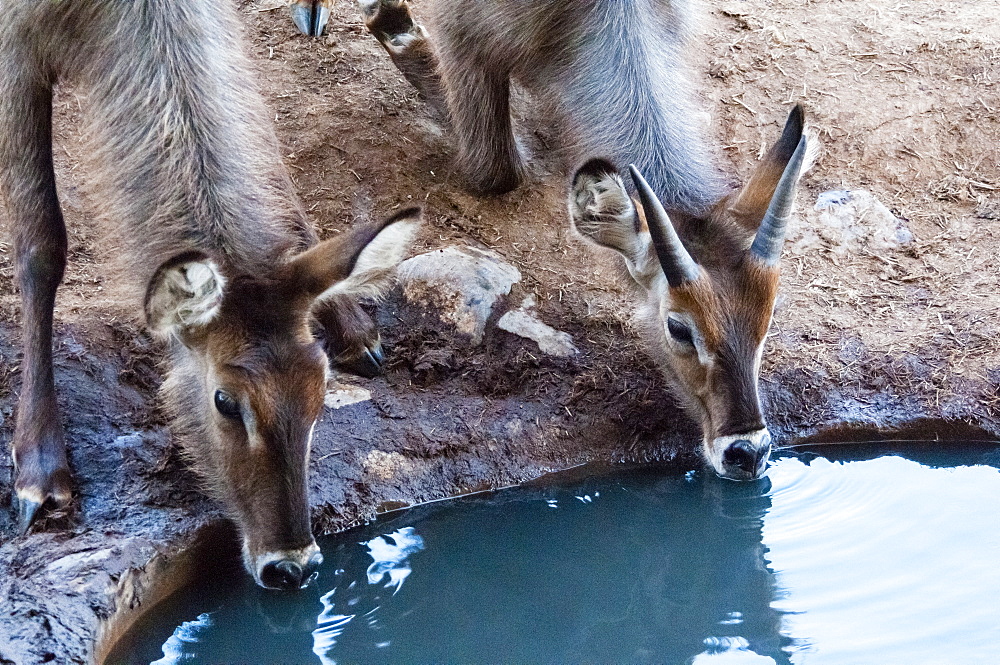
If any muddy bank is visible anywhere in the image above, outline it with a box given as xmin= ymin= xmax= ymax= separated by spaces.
xmin=3 ymin=268 xmax=1000 ymax=662
xmin=1 ymin=0 xmax=998 ymax=661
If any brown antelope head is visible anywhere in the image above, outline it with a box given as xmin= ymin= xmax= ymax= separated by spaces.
xmin=569 ymin=106 xmax=813 ymax=480
xmin=144 ymin=209 xmax=421 ymax=589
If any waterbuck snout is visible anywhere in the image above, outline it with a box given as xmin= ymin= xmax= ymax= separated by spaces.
xmin=569 ymin=106 xmax=814 ymax=480
xmin=146 ymin=211 xmax=420 ymax=588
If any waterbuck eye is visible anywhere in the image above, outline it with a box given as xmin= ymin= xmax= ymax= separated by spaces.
xmin=214 ymin=390 xmax=242 ymax=421
xmin=667 ymin=317 xmax=694 ymax=346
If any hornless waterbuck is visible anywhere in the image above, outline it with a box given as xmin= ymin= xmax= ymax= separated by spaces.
xmin=569 ymin=107 xmax=814 ymax=480
xmin=0 ymin=0 xmax=420 ymax=588
xmin=347 ymin=0 xmax=725 ymax=207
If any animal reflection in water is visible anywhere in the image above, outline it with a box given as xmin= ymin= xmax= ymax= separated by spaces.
xmin=147 ymin=472 xmax=792 ymax=664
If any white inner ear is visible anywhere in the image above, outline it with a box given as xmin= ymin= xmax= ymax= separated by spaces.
xmin=800 ymin=127 xmax=822 ymax=176
xmin=148 ymin=259 xmax=225 ymax=338
xmin=570 ymin=170 xmax=637 ymax=252
xmin=319 ymin=219 xmax=420 ymax=303
xmin=570 ymin=170 xmax=662 ymax=289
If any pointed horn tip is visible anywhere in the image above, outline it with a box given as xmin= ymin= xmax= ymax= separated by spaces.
xmin=627 ymin=164 xmax=649 ymax=187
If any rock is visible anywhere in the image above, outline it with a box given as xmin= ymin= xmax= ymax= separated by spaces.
xmin=324 ymin=383 xmax=372 ymax=410
xmin=397 ymin=246 xmax=521 ymax=344
xmin=363 ymin=450 xmax=415 ymax=481
xmin=497 ymin=295 xmax=579 ymax=358
xmin=792 ymin=189 xmax=914 ymax=256
xmin=111 ymin=433 xmax=144 ymax=450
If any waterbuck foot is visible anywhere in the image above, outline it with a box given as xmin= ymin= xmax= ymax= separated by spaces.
xmin=313 ymin=295 xmax=385 ymax=378
xmin=289 ymin=0 xmax=332 ymax=37
xmin=12 ymin=425 xmax=72 ymax=534
xmin=462 ymin=158 xmax=523 ymax=196
xmin=358 ymin=0 xmax=420 ymax=49
xmin=357 ymin=0 xmax=448 ymax=118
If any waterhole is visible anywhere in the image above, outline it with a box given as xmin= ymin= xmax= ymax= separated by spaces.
xmin=106 ymin=442 xmax=1000 ymax=664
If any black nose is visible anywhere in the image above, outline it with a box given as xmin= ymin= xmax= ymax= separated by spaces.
xmin=723 ymin=439 xmax=765 ymax=477
xmin=261 ymin=556 xmax=321 ymax=591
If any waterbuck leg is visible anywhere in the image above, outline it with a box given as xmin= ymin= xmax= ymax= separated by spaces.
xmin=358 ymin=0 xmax=447 ymax=119
xmin=441 ymin=59 xmax=522 ymax=195
xmin=313 ymin=296 xmax=385 ymax=378
xmin=0 ymin=73 xmax=72 ymax=532
xmin=289 ymin=0 xmax=333 ymax=37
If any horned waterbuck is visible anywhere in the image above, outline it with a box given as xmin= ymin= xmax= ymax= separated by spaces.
xmin=349 ymin=0 xmax=725 ymax=207
xmin=569 ymin=107 xmax=814 ymax=480
xmin=0 ymin=0 xmax=420 ymax=589
xmin=346 ymin=0 xmax=815 ymax=479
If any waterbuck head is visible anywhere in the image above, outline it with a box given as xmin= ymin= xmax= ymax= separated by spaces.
xmin=144 ymin=209 xmax=421 ymax=589
xmin=569 ymin=106 xmax=813 ymax=480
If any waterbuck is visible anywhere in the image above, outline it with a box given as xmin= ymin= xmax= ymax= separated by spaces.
xmin=0 ymin=0 xmax=420 ymax=589
xmin=569 ymin=107 xmax=813 ymax=480
xmin=350 ymin=0 xmax=725 ymax=207
xmin=345 ymin=0 xmax=815 ymax=478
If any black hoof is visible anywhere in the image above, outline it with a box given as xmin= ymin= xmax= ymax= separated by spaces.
xmin=290 ymin=1 xmax=330 ymax=37
xmin=14 ymin=496 xmax=43 ymax=535
xmin=335 ymin=341 xmax=385 ymax=378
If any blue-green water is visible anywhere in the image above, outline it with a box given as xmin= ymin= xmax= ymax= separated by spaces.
xmin=111 ymin=445 xmax=1000 ymax=664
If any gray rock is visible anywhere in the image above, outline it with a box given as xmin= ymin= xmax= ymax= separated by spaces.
xmin=498 ymin=295 xmax=579 ymax=358
xmin=324 ymin=383 xmax=372 ymax=410
xmin=397 ymin=246 xmax=521 ymax=344
xmin=792 ymin=189 xmax=913 ymax=256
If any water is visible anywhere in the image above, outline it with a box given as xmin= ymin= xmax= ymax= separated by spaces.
xmin=110 ymin=443 xmax=1000 ymax=665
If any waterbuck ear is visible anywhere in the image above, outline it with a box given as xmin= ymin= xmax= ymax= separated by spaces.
xmin=145 ymin=251 xmax=226 ymax=340
xmin=569 ymin=159 xmax=657 ymax=287
xmin=729 ymin=104 xmax=818 ymax=231
xmin=285 ymin=207 xmax=421 ymax=305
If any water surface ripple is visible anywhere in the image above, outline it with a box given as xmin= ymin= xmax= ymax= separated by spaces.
xmin=114 ymin=446 xmax=1000 ymax=665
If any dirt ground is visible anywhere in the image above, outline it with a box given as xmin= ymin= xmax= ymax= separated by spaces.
xmin=0 ymin=0 xmax=998 ymax=661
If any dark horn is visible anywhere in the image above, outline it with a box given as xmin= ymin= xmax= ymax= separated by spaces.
xmin=628 ymin=165 xmax=700 ymax=287
xmin=749 ymin=134 xmax=809 ymax=266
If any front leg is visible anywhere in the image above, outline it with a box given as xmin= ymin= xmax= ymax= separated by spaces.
xmin=1 ymin=80 xmax=73 ymax=532
xmin=314 ymin=294 xmax=385 ymax=378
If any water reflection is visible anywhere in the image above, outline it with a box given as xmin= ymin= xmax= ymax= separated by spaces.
xmin=311 ymin=527 xmax=425 ymax=663
xmin=113 ymin=447 xmax=1000 ymax=665
xmin=763 ymin=455 xmax=1000 ymax=664
xmin=150 ymin=613 xmax=214 ymax=665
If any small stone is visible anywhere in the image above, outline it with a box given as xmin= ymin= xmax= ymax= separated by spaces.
xmin=324 ymin=384 xmax=372 ymax=410
xmin=111 ymin=434 xmax=143 ymax=450
xmin=363 ymin=450 xmax=413 ymax=481
xmin=497 ymin=295 xmax=579 ymax=358
xmin=792 ymin=189 xmax=913 ymax=257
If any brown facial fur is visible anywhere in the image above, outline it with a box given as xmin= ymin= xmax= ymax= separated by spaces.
xmin=661 ymin=253 xmax=778 ymax=438
xmin=206 ymin=291 xmax=327 ymax=554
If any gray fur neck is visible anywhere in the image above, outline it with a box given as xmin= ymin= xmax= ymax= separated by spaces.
xmin=518 ymin=0 xmax=726 ymax=213
xmin=34 ymin=0 xmax=312 ymax=293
